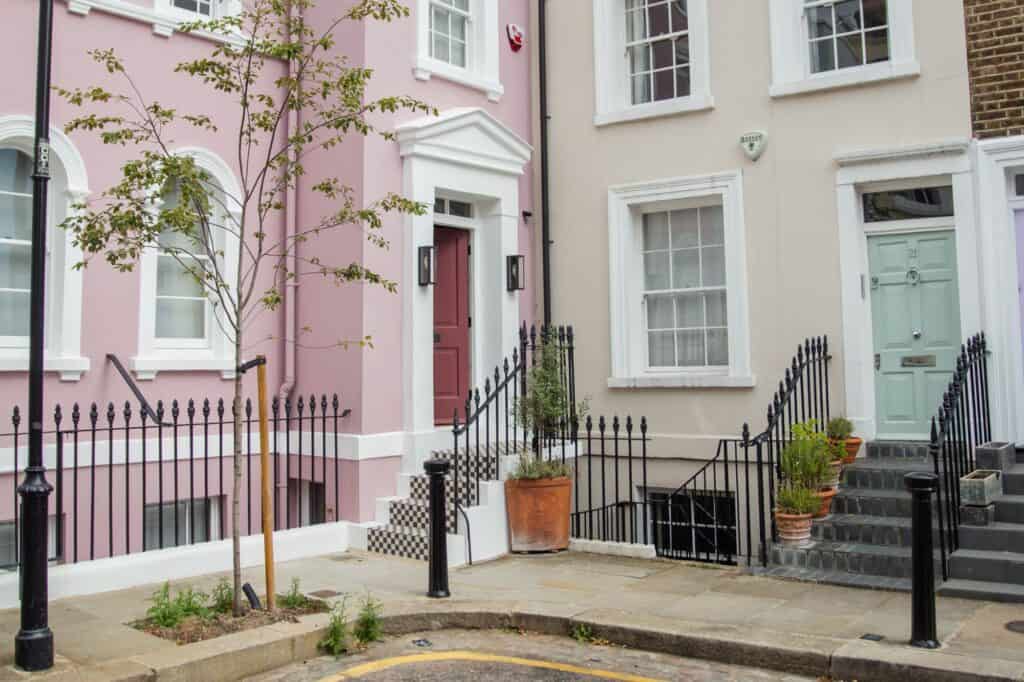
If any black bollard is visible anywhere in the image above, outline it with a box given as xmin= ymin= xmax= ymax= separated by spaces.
xmin=425 ymin=459 xmax=451 ymax=599
xmin=905 ymin=472 xmax=939 ymax=649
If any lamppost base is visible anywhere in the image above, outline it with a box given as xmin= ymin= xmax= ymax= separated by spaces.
xmin=15 ymin=626 xmax=53 ymax=671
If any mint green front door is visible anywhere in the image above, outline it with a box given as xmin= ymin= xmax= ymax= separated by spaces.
xmin=869 ymin=231 xmax=961 ymax=440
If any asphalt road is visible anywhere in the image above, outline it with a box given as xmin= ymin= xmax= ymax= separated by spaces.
xmin=246 ymin=628 xmax=816 ymax=681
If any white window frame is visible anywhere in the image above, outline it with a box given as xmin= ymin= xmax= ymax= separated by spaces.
xmin=768 ymin=0 xmax=918 ymax=98
xmin=0 ymin=116 xmax=89 ymax=382
xmin=593 ymin=0 xmax=713 ymax=127
xmin=132 ymin=147 xmax=242 ymax=381
xmin=608 ymin=170 xmax=753 ymax=389
xmin=413 ymin=0 xmax=503 ymax=101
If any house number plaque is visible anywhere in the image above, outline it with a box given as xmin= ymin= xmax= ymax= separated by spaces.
xmin=901 ymin=355 xmax=937 ymax=368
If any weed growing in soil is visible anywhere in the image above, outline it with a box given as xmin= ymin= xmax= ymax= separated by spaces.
xmin=147 ymin=583 xmax=212 ymax=628
xmin=279 ymin=578 xmax=309 ymax=610
xmin=210 ymin=579 xmax=233 ymax=615
xmin=353 ymin=592 xmax=383 ymax=644
xmin=318 ymin=597 xmax=351 ymax=657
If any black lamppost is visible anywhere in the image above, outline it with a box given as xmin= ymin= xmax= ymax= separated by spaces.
xmin=16 ymin=0 xmax=56 ymax=671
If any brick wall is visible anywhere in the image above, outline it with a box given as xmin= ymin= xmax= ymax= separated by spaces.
xmin=965 ymin=0 xmax=1024 ymax=138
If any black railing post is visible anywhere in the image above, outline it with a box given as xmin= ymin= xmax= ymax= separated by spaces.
xmin=425 ymin=458 xmax=451 ymax=598
xmin=905 ymin=472 xmax=939 ymax=649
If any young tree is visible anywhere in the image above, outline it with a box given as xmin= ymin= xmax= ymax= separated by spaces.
xmin=57 ymin=0 xmax=433 ymax=615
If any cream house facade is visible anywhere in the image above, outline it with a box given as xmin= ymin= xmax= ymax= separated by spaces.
xmin=539 ymin=0 xmax=986 ymax=477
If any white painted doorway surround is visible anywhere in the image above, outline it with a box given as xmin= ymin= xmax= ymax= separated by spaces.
xmin=397 ymin=108 xmax=531 ymax=470
xmin=834 ymin=139 xmax=981 ymax=442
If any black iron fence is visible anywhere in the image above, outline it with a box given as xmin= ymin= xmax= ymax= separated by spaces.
xmin=929 ymin=333 xmax=991 ymax=581
xmin=0 ymin=393 xmax=347 ymax=569
xmin=657 ymin=338 xmax=832 ymax=566
xmin=451 ymin=323 xmax=576 ymax=509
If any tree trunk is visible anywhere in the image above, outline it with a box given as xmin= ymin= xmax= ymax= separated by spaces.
xmin=231 ymin=338 xmax=244 ymax=616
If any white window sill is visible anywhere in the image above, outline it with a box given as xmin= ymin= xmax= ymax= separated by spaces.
xmin=608 ymin=373 xmax=756 ymax=389
xmin=0 ymin=353 xmax=91 ymax=382
xmin=769 ymin=60 xmax=921 ymax=98
xmin=131 ymin=353 xmax=235 ymax=381
xmin=66 ymin=0 xmax=245 ymax=45
xmin=412 ymin=56 xmax=504 ymax=102
xmin=594 ymin=94 xmax=714 ymax=127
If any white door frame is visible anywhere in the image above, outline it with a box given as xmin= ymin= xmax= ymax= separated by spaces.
xmin=835 ymin=140 xmax=979 ymax=441
xmin=396 ymin=109 xmax=532 ymax=470
xmin=974 ymin=136 xmax=1024 ymax=445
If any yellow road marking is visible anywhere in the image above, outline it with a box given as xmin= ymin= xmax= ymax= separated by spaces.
xmin=321 ymin=650 xmax=665 ymax=681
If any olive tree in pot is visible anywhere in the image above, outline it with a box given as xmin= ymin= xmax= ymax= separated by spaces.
xmin=507 ymin=339 xmax=585 ymax=552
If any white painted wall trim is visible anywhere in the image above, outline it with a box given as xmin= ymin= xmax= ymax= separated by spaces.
xmin=768 ymin=0 xmax=918 ymax=98
xmin=972 ymin=136 xmax=1024 ymax=445
xmin=835 ymin=141 xmax=978 ymax=441
xmin=0 ymin=116 xmax=90 ymax=381
xmin=65 ymin=0 xmax=245 ymax=44
xmin=0 ymin=520 xmax=351 ymax=609
xmin=607 ymin=170 xmax=754 ymax=389
xmin=398 ymin=108 xmax=531 ymax=471
xmin=591 ymin=0 xmax=713 ymax=127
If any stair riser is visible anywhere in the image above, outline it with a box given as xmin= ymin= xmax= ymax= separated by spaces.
xmin=995 ymin=500 xmax=1024 ymax=524
xmin=771 ymin=546 xmax=938 ymax=580
xmin=811 ymin=522 xmax=938 ymax=547
xmin=959 ymin=526 xmax=1024 ymax=552
xmin=949 ymin=555 xmax=1024 ymax=586
xmin=867 ymin=443 xmax=931 ymax=459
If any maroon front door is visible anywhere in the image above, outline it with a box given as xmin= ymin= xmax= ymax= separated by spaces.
xmin=433 ymin=227 xmax=470 ymax=425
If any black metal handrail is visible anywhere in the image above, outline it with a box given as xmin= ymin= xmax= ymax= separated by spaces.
xmin=660 ymin=337 xmax=832 ymax=566
xmin=929 ymin=333 xmax=991 ymax=581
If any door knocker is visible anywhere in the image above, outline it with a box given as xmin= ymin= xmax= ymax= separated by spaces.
xmin=906 ymin=268 xmax=920 ymax=286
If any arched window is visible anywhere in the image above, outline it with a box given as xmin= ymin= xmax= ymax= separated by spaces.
xmin=0 ymin=116 xmax=89 ymax=380
xmin=132 ymin=148 xmax=241 ymax=380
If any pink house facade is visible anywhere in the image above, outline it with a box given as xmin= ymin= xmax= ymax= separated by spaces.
xmin=0 ymin=0 xmax=535 ymax=579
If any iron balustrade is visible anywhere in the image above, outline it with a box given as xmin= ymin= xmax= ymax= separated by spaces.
xmin=0 ymin=392 xmax=347 ymax=569
xmin=928 ymin=333 xmax=991 ymax=581
xmin=659 ymin=337 xmax=832 ymax=566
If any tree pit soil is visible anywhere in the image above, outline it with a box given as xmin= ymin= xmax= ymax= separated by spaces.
xmin=133 ymin=598 xmax=330 ymax=645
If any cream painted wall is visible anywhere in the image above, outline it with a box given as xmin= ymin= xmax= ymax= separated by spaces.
xmin=541 ymin=0 xmax=972 ymax=459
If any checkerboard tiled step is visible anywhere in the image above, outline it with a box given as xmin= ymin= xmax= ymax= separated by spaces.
xmin=388 ymin=498 xmax=456 ymax=534
xmin=367 ymin=525 xmax=429 ymax=561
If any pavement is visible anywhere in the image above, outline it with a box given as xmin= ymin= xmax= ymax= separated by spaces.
xmin=0 ymin=551 xmax=1020 ymax=680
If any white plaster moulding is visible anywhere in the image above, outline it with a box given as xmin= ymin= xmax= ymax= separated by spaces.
xmin=65 ymin=0 xmax=246 ymax=45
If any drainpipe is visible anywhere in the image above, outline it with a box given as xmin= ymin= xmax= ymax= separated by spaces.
xmin=538 ymin=0 xmax=552 ymax=326
xmin=278 ymin=4 xmax=298 ymax=401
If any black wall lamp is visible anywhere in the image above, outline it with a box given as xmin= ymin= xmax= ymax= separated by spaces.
xmin=506 ymin=254 xmax=525 ymax=291
xmin=418 ymin=245 xmax=436 ymax=286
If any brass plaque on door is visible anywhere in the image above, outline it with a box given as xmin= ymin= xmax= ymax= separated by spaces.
xmin=901 ymin=355 xmax=936 ymax=368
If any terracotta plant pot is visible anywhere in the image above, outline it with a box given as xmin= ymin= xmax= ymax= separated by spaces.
xmin=775 ymin=510 xmax=813 ymax=546
xmin=505 ymin=476 xmax=571 ymax=552
xmin=813 ymin=487 xmax=837 ymax=518
xmin=824 ymin=460 xmax=843 ymax=489
xmin=842 ymin=436 xmax=862 ymax=465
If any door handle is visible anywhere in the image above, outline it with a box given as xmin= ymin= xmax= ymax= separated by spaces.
xmin=874 ymin=354 xmax=880 ymax=371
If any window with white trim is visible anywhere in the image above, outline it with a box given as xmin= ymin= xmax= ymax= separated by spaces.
xmin=607 ymin=171 xmax=752 ymax=388
xmin=429 ymin=0 xmax=469 ymax=68
xmin=805 ymin=0 xmax=889 ymax=74
xmin=414 ymin=0 xmax=502 ymax=101
xmin=593 ymin=0 xmax=712 ymax=126
xmin=768 ymin=0 xmax=916 ymax=97
xmin=0 ymin=119 xmax=90 ymax=381
xmin=0 ymin=149 xmax=33 ymax=342
xmin=642 ymin=206 xmax=727 ymax=368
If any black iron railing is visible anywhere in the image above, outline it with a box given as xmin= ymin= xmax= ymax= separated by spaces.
xmin=929 ymin=333 xmax=991 ymax=581
xmin=657 ymin=337 xmax=832 ymax=566
xmin=450 ymin=323 xmax=576 ymax=509
xmin=569 ymin=415 xmax=649 ymax=546
xmin=0 ymin=392 xmax=347 ymax=569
